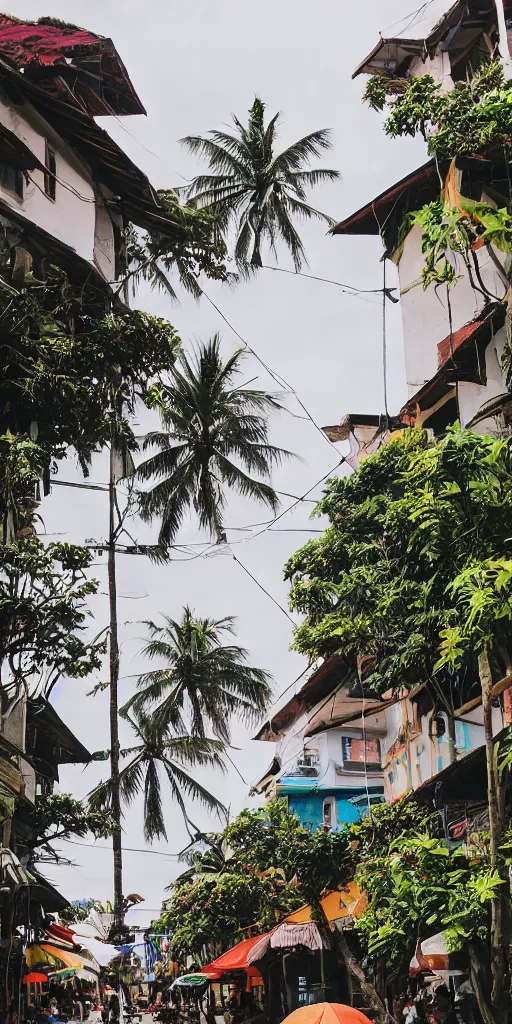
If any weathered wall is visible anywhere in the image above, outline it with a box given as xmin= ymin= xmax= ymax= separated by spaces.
xmin=0 ymin=93 xmax=99 ymax=262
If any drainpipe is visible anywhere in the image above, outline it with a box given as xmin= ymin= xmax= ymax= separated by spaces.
xmin=495 ymin=0 xmax=512 ymax=81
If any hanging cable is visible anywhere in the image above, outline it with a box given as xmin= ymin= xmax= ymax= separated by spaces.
xmin=382 ymin=257 xmax=390 ymax=423
xmin=229 ymin=550 xmax=297 ymax=625
xmin=200 ymin=288 xmax=344 ymax=456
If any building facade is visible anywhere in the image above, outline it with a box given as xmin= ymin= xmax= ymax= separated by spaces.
xmin=252 ymin=659 xmax=386 ymax=829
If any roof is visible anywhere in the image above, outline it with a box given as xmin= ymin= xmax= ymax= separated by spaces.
xmin=353 ymin=0 xmax=496 ymax=79
xmin=401 ymin=304 xmax=505 ymax=419
xmin=254 ymin=657 xmax=354 ymax=741
xmin=322 ymin=413 xmax=384 ymax=443
xmin=332 ymin=159 xmax=439 ymax=237
xmin=27 ymin=699 xmax=91 ymax=764
xmin=0 ymin=15 xmax=145 ymax=116
xmin=0 ymin=56 xmax=168 ymax=234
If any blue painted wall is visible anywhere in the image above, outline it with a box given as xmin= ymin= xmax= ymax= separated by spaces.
xmin=283 ymin=787 xmax=383 ymax=831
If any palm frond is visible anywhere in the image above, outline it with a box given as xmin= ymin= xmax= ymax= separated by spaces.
xmin=143 ymin=759 xmax=166 ymax=842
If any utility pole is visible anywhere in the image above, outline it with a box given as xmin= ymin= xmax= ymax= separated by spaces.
xmin=108 ymin=410 xmax=123 ymax=933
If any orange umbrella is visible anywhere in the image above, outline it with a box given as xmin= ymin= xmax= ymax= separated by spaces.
xmin=282 ymin=1004 xmax=373 ymax=1024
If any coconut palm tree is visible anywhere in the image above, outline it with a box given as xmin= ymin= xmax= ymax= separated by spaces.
xmin=137 ymin=334 xmax=292 ymax=548
xmin=123 ymin=607 xmax=272 ymax=743
xmin=181 ymin=97 xmax=340 ymax=270
xmin=89 ymin=711 xmax=226 ymax=842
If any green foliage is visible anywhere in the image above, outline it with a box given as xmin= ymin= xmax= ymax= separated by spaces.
xmin=357 ymin=828 xmax=502 ymax=967
xmin=182 ymin=98 xmax=339 ymax=271
xmin=286 ymin=427 xmax=512 ymax=692
xmin=124 ymin=606 xmax=272 ymax=744
xmin=0 ymin=270 xmax=180 ymax=470
xmin=0 ymin=432 xmax=45 ymax=539
xmin=153 ymin=799 xmax=353 ymax=960
xmin=0 ymin=537 xmax=104 ymax=699
xmin=398 ymin=197 xmax=512 ymax=289
xmin=125 ymin=192 xmax=229 ymax=301
xmin=375 ymin=63 xmax=510 ymax=159
xmin=137 ymin=335 xmax=291 ymax=547
xmin=362 ymin=76 xmax=409 ymax=112
xmin=89 ymin=711 xmax=227 ymax=843
xmin=28 ymin=793 xmax=115 ymax=855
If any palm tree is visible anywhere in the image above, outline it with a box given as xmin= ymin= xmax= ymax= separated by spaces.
xmin=123 ymin=607 xmax=272 ymax=743
xmin=181 ymin=97 xmax=340 ymax=270
xmin=89 ymin=710 xmax=226 ymax=842
xmin=137 ymin=335 xmax=292 ymax=548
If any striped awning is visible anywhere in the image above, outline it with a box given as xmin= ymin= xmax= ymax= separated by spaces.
xmin=26 ymin=945 xmax=83 ymax=971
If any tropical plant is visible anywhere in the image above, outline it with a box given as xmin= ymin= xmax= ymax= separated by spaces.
xmin=26 ymin=793 xmax=115 ymax=864
xmin=0 ymin=269 xmax=180 ymax=472
xmin=182 ymin=97 xmax=339 ymax=270
xmin=137 ymin=334 xmax=292 ymax=547
xmin=125 ymin=192 xmax=230 ymax=301
xmin=125 ymin=607 xmax=272 ymax=742
xmin=153 ymin=799 xmax=349 ymax=960
xmin=285 ymin=426 xmax=512 ymax=1023
xmin=0 ymin=538 xmax=104 ymax=710
xmin=89 ymin=709 xmax=226 ymax=843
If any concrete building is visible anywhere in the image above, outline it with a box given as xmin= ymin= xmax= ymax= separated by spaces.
xmin=252 ymin=658 xmax=385 ymax=829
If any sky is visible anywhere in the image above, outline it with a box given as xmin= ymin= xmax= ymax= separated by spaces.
xmin=10 ymin=0 xmax=451 ymax=925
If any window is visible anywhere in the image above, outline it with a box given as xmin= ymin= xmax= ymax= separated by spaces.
xmin=301 ymin=748 xmax=319 ymax=767
xmin=341 ymin=735 xmax=381 ymax=770
xmin=0 ymin=163 xmax=23 ymax=198
xmin=323 ymin=797 xmax=335 ymax=830
xmin=44 ymin=141 xmax=56 ymax=200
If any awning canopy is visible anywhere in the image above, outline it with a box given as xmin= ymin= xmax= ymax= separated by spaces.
xmin=26 ymin=944 xmax=84 ymax=971
xmin=204 ymin=934 xmax=269 ymax=975
xmin=284 ymin=883 xmax=366 ymax=926
xmin=247 ymin=923 xmax=326 ymax=963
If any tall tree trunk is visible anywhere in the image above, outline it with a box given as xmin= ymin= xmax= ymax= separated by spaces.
xmin=336 ymin=931 xmax=393 ymax=1024
xmin=478 ymin=649 xmax=509 ymax=1023
xmin=109 ymin=425 xmax=123 ymax=930
xmin=313 ymin=901 xmax=392 ymax=1024
xmin=468 ymin=940 xmax=495 ymax=1024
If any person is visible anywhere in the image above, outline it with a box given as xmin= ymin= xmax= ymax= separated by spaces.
xmin=228 ymin=987 xmax=240 ymax=1012
xmin=43 ymin=1007 xmax=57 ymax=1024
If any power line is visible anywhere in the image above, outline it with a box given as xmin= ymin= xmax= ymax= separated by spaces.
xmin=229 ymin=550 xmax=297 ymax=626
xmin=255 ymin=263 xmax=396 ymax=302
xmin=200 ymin=288 xmax=343 ymax=457
xmin=64 ymin=839 xmax=180 ymax=858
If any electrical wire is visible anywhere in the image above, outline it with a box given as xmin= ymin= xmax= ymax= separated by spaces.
xmin=229 ymin=550 xmax=297 ymax=626
xmin=251 ymin=263 xmax=389 ymax=303
xmin=64 ymin=839 xmax=180 ymax=858
xmin=383 ymin=257 xmax=390 ymax=422
xmin=200 ymin=288 xmax=344 ymax=457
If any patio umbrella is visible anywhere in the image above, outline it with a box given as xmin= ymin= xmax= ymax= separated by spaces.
xmin=171 ymin=974 xmax=209 ymax=989
xmin=282 ymin=1004 xmax=373 ymax=1024
xmin=24 ymin=973 xmax=48 ymax=984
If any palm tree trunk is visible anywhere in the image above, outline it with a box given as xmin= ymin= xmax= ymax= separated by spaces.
xmin=108 ymin=424 xmax=123 ymax=930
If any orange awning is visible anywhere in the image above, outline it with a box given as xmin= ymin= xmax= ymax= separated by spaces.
xmin=284 ymin=884 xmax=366 ymax=925
xmin=204 ymin=934 xmax=269 ymax=976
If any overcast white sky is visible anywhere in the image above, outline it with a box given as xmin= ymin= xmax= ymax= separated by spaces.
xmin=11 ymin=0 xmax=451 ymax=925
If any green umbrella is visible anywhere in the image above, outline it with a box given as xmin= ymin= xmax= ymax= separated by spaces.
xmin=171 ymin=974 xmax=209 ymax=989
